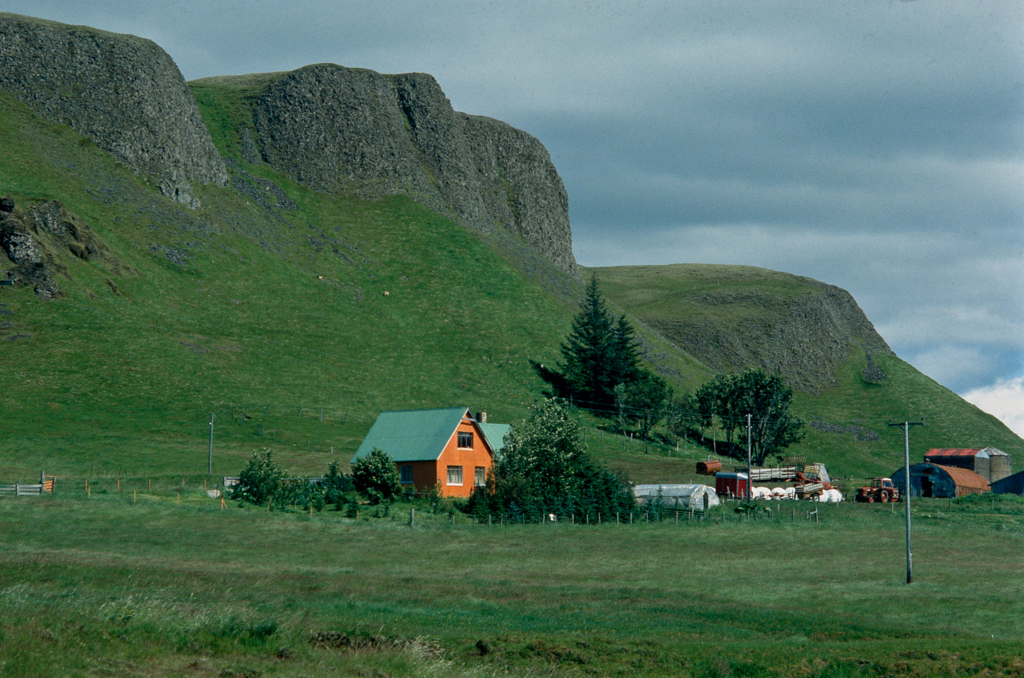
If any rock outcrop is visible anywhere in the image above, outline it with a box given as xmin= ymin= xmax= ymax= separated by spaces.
xmin=0 ymin=13 xmax=228 ymax=207
xmin=228 ymin=64 xmax=576 ymax=275
xmin=1 ymin=197 xmax=117 ymax=299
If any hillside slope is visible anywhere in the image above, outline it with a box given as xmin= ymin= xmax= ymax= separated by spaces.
xmin=0 ymin=12 xmax=227 ymax=206
xmin=0 ymin=87 xmax=582 ymax=478
xmin=594 ymin=264 xmax=1023 ymax=478
xmin=0 ymin=13 xmax=1019 ymax=487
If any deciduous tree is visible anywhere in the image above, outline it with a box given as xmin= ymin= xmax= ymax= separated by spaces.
xmin=469 ymin=399 xmax=634 ymax=520
xmin=351 ymin=448 xmax=402 ymax=505
xmin=615 ymin=371 xmax=673 ymax=440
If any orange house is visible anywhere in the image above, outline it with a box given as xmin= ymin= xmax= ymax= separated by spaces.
xmin=351 ymin=407 xmax=510 ymax=498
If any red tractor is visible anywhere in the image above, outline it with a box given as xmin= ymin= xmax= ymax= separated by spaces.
xmin=856 ymin=477 xmax=900 ymax=503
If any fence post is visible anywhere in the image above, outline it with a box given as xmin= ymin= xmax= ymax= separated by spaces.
xmin=410 ymin=507 xmax=415 ymax=528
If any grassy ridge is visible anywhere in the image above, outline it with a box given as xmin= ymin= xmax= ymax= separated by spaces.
xmin=594 ymin=264 xmax=1024 ymax=477
xmin=1 ymin=492 xmax=1022 ymax=676
xmin=0 ymin=90 xmax=573 ymax=480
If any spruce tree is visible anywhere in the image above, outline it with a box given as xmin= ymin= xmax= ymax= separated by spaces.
xmin=558 ymin=276 xmax=644 ymax=409
xmin=609 ymin=314 xmax=642 ymax=388
xmin=559 ymin=276 xmax=616 ymax=406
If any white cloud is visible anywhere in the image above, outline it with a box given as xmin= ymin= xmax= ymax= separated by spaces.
xmin=962 ymin=377 xmax=1024 ymax=439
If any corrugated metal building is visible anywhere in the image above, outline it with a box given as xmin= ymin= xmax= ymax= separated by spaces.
xmin=991 ymin=469 xmax=1024 ymax=495
xmin=891 ymin=463 xmax=990 ymax=498
xmin=923 ymin=448 xmax=1011 ymax=482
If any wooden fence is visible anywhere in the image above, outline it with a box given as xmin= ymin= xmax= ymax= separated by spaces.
xmin=0 ymin=476 xmax=55 ymax=496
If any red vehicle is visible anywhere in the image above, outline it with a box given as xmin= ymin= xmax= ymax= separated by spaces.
xmin=856 ymin=477 xmax=900 ymax=503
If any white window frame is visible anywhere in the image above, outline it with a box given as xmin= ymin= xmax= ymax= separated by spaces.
xmin=446 ymin=465 xmax=463 ymax=486
xmin=400 ymin=465 xmax=414 ymax=484
xmin=457 ymin=431 xmax=473 ymax=449
xmin=475 ymin=466 xmax=486 ymax=487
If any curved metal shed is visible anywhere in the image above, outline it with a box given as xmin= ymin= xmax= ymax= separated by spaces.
xmin=891 ymin=463 xmax=990 ymax=498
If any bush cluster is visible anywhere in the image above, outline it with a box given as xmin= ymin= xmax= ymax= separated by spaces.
xmin=467 ymin=399 xmax=635 ymax=523
xmin=231 ymin=450 xmax=354 ymax=511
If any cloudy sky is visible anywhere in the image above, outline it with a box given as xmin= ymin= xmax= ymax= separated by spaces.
xmin=5 ymin=1 xmax=1023 ymax=435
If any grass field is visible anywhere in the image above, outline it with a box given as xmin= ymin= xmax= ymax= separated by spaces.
xmin=1 ymin=489 xmax=1022 ymax=677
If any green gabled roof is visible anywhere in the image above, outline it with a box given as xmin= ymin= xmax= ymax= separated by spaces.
xmin=479 ymin=423 xmax=511 ymax=456
xmin=351 ymin=407 xmax=473 ymax=463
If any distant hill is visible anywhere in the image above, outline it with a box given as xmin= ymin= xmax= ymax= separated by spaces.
xmin=0 ymin=12 xmax=1019 ymax=486
xmin=594 ymin=264 xmax=1023 ymax=478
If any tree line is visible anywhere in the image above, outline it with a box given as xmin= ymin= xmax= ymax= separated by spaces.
xmin=230 ymin=399 xmax=636 ymax=522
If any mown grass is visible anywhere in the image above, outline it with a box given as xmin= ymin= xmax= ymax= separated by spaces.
xmin=0 ymin=492 xmax=1021 ymax=676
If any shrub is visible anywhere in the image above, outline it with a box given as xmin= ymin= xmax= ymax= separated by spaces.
xmin=351 ymin=448 xmax=402 ymax=505
xmin=474 ymin=399 xmax=635 ymax=522
xmin=232 ymin=449 xmax=285 ymax=506
xmin=324 ymin=459 xmax=354 ymax=508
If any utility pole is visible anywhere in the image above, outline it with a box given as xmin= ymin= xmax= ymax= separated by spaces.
xmin=208 ymin=413 xmax=215 ymax=474
xmin=746 ymin=414 xmax=753 ymax=500
xmin=888 ymin=419 xmax=924 ymax=584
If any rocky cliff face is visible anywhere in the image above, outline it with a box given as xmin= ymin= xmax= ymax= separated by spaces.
xmin=596 ymin=265 xmax=896 ymax=393
xmin=0 ymin=13 xmax=227 ymax=207
xmin=649 ymin=281 xmax=894 ymax=392
xmin=240 ymin=64 xmax=577 ymax=275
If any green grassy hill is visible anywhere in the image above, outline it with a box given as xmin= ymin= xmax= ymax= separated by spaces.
xmin=0 ymin=89 xmax=573 ymax=480
xmin=595 ymin=264 xmax=1023 ymax=480
xmin=1 ymin=82 xmax=1020 ymax=488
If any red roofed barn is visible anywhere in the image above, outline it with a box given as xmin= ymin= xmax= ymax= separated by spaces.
xmin=924 ymin=448 xmax=1011 ymax=483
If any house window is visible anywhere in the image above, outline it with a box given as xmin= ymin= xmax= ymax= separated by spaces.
xmin=475 ymin=466 xmax=486 ymax=487
xmin=446 ymin=465 xmax=463 ymax=485
xmin=458 ymin=432 xmax=473 ymax=448
xmin=400 ymin=465 xmax=414 ymax=484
